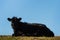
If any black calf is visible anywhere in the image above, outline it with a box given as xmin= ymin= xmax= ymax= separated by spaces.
xmin=7 ymin=17 xmax=54 ymax=37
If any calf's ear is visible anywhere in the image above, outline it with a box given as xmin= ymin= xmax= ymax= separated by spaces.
xmin=18 ymin=18 xmax=22 ymax=21
xmin=7 ymin=18 xmax=12 ymax=21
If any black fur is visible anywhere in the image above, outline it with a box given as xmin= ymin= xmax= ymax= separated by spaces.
xmin=7 ymin=17 xmax=54 ymax=37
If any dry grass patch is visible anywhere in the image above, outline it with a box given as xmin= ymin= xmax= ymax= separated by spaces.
xmin=0 ymin=36 xmax=60 ymax=40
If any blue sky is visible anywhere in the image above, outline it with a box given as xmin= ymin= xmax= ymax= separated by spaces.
xmin=0 ymin=0 xmax=60 ymax=36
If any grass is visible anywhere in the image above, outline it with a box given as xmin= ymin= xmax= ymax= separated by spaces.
xmin=0 ymin=35 xmax=60 ymax=40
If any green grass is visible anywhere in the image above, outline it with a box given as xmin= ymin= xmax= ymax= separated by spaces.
xmin=0 ymin=35 xmax=60 ymax=40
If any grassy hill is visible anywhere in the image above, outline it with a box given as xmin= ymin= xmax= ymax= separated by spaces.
xmin=0 ymin=35 xmax=60 ymax=40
